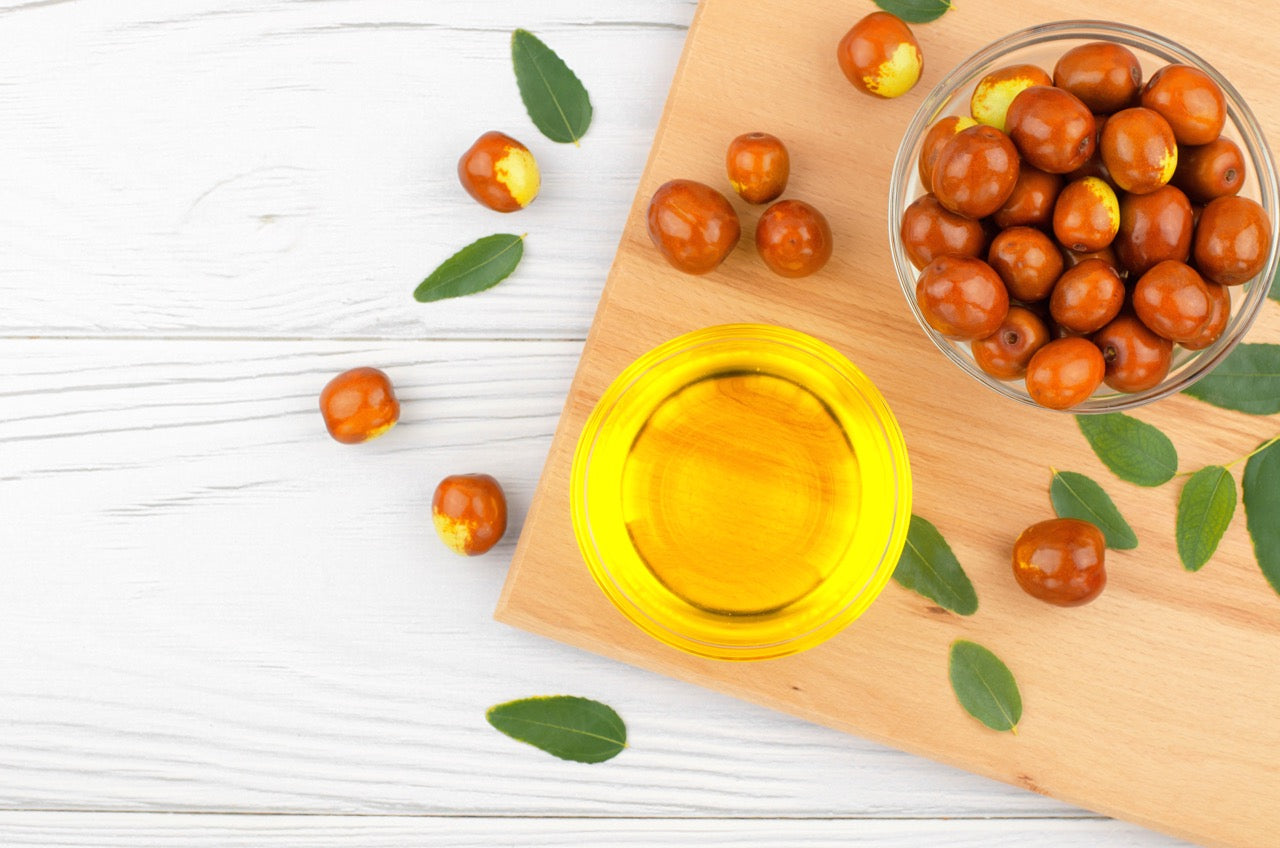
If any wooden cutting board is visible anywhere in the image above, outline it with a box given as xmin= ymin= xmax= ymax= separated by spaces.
xmin=495 ymin=2 xmax=1280 ymax=845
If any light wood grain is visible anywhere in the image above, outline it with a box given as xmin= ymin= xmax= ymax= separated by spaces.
xmin=0 ymin=812 xmax=1191 ymax=847
xmin=498 ymin=2 xmax=1280 ymax=847
xmin=0 ymin=338 xmax=1105 ymax=820
xmin=0 ymin=0 xmax=694 ymax=341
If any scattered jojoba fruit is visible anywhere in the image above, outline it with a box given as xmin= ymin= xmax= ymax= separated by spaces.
xmin=432 ymin=473 xmax=508 ymax=556
xmin=756 ymin=200 xmax=833 ymax=278
xmin=970 ymin=64 xmax=1053 ymax=132
xmin=726 ymin=132 xmax=790 ymax=204
xmin=1025 ymin=337 xmax=1105 ymax=409
xmin=646 ymin=179 xmax=741 ymax=274
xmin=457 ymin=131 xmax=540 ymax=213
xmin=1013 ymin=518 xmax=1106 ymax=606
xmin=837 ymin=11 xmax=922 ymax=99
xmin=1141 ymin=63 xmax=1226 ymax=145
xmin=1194 ymin=196 xmax=1271 ymax=285
xmin=320 ymin=367 xmax=400 ymax=444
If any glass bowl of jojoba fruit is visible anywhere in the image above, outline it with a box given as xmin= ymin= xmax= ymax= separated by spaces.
xmin=889 ymin=20 xmax=1279 ymax=412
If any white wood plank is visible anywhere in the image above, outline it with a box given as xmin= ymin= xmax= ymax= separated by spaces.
xmin=0 ymin=338 xmax=1091 ymax=819
xmin=0 ymin=0 xmax=696 ymax=340
xmin=0 ymin=812 xmax=1193 ymax=847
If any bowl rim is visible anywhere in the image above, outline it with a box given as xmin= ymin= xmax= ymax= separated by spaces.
xmin=888 ymin=19 xmax=1280 ymax=414
xmin=569 ymin=322 xmax=912 ymax=661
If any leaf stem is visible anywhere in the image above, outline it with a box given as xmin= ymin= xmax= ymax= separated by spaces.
xmin=1227 ymin=433 xmax=1280 ymax=469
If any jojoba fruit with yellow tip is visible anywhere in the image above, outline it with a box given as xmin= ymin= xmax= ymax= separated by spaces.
xmin=1100 ymin=108 xmax=1178 ymax=195
xmin=970 ymin=63 xmax=1053 ymax=132
xmin=319 ymin=367 xmax=400 ymax=445
xmin=432 ymin=473 xmax=508 ymax=557
xmin=726 ymin=132 xmax=790 ymax=204
xmin=837 ymin=11 xmax=922 ymax=99
xmin=1053 ymin=176 xmax=1120 ymax=253
xmin=457 ymin=131 xmax=540 ymax=213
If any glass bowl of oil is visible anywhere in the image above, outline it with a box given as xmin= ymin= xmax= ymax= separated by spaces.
xmin=571 ymin=324 xmax=911 ymax=661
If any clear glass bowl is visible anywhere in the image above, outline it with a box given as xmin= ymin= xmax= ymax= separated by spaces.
xmin=570 ymin=324 xmax=911 ymax=661
xmin=888 ymin=20 xmax=1279 ymax=413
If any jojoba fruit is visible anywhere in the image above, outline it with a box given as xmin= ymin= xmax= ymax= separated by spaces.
xmin=970 ymin=64 xmax=1053 ymax=132
xmin=1050 ymin=258 xmax=1125 ymax=334
xmin=1066 ymin=114 xmax=1112 ymax=183
xmin=1093 ymin=311 xmax=1174 ymax=392
xmin=973 ymin=305 xmax=1051 ymax=380
xmin=1193 ymin=196 xmax=1271 ymax=285
xmin=919 ymin=115 xmax=978 ymax=191
xmin=1064 ymin=244 xmax=1123 ymax=275
xmin=1133 ymin=260 xmax=1213 ymax=343
xmin=432 ymin=473 xmax=508 ymax=556
xmin=900 ymin=193 xmax=987 ymax=270
xmin=726 ymin=132 xmax=790 ymax=204
xmin=646 ymin=179 xmax=741 ymax=274
xmin=1024 ymin=337 xmax=1105 ymax=409
xmin=932 ymin=125 xmax=1021 ymax=218
xmin=993 ymin=166 xmax=1063 ymax=229
xmin=837 ymin=11 xmax=922 ymax=99
xmin=1053 ymin=42 xmax=1142 ymax=114
xmin=319 ymin=367 xmax=400 ymax=444
xmin=987 ymin=226 xmax=1064 ymax=302
xmin=1012 ymin=518 xmax=1106 ymax=606
xmin=457 ymin=131 xmax=540 ymax=213
xmin=1053 ymin=176 xmax=1120 ymax=252
xmin=756 ymin=200 xmax=833 ymax=278
xmin=915 ymin=255 xmax=1009 ymax=340
xmin=1141 ymin=64 xmax=1226 ymax=146
xmin=1006 ymin=85 xmax=1096 ymax=174
xmin=1115 ymin=184 xmax=1193 ymax=277
xmin=1173 ymin=137 xmax=1245 ymax=203
xmin=1182 ymin=281 xmax=1231 ymax=351
xmin=1100 ymin=107 xmax=1178 ymax=194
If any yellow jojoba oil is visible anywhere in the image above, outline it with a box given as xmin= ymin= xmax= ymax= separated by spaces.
xmin=572 ymin=324 xmax=911 ymax=661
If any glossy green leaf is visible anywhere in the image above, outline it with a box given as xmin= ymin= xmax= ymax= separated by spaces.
xmin=414 ymin=234 xmax=524 ymax=303
xmin=1183 ymin=343 xmax=1280 ymax=415
xmin=1243 ymin=438 xmax=1280 ymax=596
xmin=873 ymin=0 xmax=952 ymax=23
xmin=1176 ymin=465 xmax=1237 ymax=571
xmin=949 ymin=640 xmax=1022 ymax=734
xmin=892 ymin=514 xmax=978 ymax=615
xmin=486 ymin=696 xmax=626 ymax=764
xmin=1050 ymin=470 xmax=1138 ymax=550
xmin=511 ymin=29 xmax=593 ymax=144
xmin=1076 ymin=413 xmax=1178 ymax=487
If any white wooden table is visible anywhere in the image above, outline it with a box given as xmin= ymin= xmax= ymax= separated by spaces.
xmin=0 ymin=2 xmax=1193 ymax=845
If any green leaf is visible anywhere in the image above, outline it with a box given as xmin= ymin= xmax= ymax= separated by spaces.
xmin=949 ymin=640 xmax=1022 ymax=733
xmin=1076 ymin=413 xmax=1178 ymax=487
xmin=892 ymin=515 xmax=978 ymax=615
xmin=873 ymin=0 xmax=953 ymax=23
xmin=1183 ymin=343 xmax=1280 ymax=415
xmin=1050 ymin=470 xmax=1138 ymax=550
xmin=1176 ymin=466 xmax=1237 ymax=571
xmin=511 ymin=29 xmax=593 ymax=145
xmin=1243 ymin=438 xmax=1280 ymax=596
xmin=486 ymin=695 xmax=626 ymax=764
xmin=414 ymin=234 xmax=524 ymax=302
